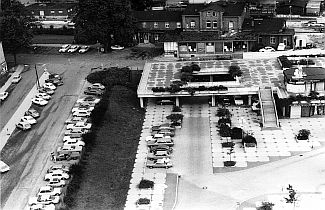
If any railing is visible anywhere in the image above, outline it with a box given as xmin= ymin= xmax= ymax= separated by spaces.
xmin=271 ymin=87 xmax=280 ymax=128
xmin=258 ymin=88 xmax=266 ymax=127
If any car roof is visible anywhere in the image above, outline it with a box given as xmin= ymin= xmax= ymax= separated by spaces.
xmin=40 ymin=186 xmax=52 ymax=191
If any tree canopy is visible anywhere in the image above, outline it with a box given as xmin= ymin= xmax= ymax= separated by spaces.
xmin=0 ymin=0 xmax=33 ymax=64
xmin=74 ymin=0 xmax=136 ymax=52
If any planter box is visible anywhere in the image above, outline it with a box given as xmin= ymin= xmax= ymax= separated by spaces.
xmin=224 ymin=161 xmax=236 ymax=167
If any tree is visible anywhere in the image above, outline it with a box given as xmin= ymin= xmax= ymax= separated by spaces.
xmin=74 ymin=0 xmax=136 ymax=52
xmin=0 ymin=0 xmax=33 ymax=65
xmin=130 ymin=0 xmax=153 ymax=10
xmin=228 ymin=65 xmax=242 ymax=78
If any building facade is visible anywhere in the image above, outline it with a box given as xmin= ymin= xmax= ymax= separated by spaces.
xmin=0 ymin=42 xmax=8 ymax=76
xmin=26 ymin=3 xmax=77 ymax=20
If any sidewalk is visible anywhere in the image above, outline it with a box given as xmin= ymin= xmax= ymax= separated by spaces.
xmin=0 ymin=65 xmax=26 ymax=92
xmin=0 ymin=71 xmax=50 ymax=152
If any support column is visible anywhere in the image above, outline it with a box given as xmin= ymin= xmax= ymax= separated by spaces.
xmin=248 ymin=95 xmax=252 ymax=106
xmin=210 ymin=75 xmax=213 ymax=82
xmin=211 ymin=95 xmax=216 ymax=107
xmin=175 ymin=97 xmax=180 ymax=107
xmin=140 ymin=97 xmax=144 ymax=108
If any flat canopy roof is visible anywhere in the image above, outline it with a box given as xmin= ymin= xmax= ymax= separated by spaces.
xmin=284 ymin=67 xmax=325 ymax=81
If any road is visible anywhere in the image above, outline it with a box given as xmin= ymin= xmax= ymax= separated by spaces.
xmin=0 ymin=51 xmax=145 ymax=209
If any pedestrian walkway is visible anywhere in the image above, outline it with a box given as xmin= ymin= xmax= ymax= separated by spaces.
xmin=258 ymin=87 xmax=279 ymax=129
xmin=0 ymin=65 xmax=26 ymax=92
xmin=0 ymin=71 xmax=50 ymax=151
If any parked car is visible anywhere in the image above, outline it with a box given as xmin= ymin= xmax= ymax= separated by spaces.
xmin=30 ymin=203 xmax=55 ymax=210
xmin=72 ymin=110 xmax=91 ymax=117
xmin=43 ymin=83 xmax=56 ymax=90
xmin=57 ymin=145 xmax=83 ymax=154
xmin=151 ymin=123 xmax=175 ymax=132
xmin=12 ymin=75 xmax=22 ymax=83
xmin=277 ymin=43 xmax=285 ymax=51
xmin=58 ymin=44 xmax=71 ymax=53
xmin=35 ymin=93 xmax=51 ymax=100
xmin=147 ymin=138 xmax=174 ymax=147
xmin=20 ymin=116 xmax=37 ymax=125
xmin=16 ymin=121 xmax=32 ymax=131
xmin=47 ymin=164 xmax=69 ymax=173
xmin=259 ymin=46 xmax=275 ymax=52
xmin=151 ymin=129 xmax=175 ymax=137
xmin=147 ymin=150 xmax=171 ymax=160
xmin=0 ymin=92 xmax=9 ymax=101
xmin=37 ymin=186 xmax=62 ymax=196
xmin=64 ymin=128 xmax=87 ymax=138
xmin=79 ymin=46 xmax=90 ymax=53
xmin=65 ymin=116 xmax=88 ymax=125
xmin=49 ymin=73 xmax=62 ymax=80
xmin=111 ymin=45 xmax=124 ymax=50
xmin=84 ymin=89 xmax=104 ymax=96
xmin=64 ymin=139 xmax=85 ymax=147
xmin=74 ymin=101 xmax=96 ymax=108
xmin=47 ymin=177 xmax=66 ymax=188
xmin=88 ymin=83 xmax=105 ymax=90
xmin=28 ymin=195 xmax=60 ymax=206
xmin=44 ymin=170 xmax=70 ymax=181
xmin=25 ymin=108 xmax=40 ymax=118
xmin=146 ymin=158 xmax=172 ymax=169
xmin=77 ymin=96 xmax=100 ymax=104
xmin=45 ymin=78 xmax=63 ymax=86
xmin=149 ymin=145 xmax=173 ymax=153
xmin=39 ymin=87 xmax=55 ymax=95
xmin=71 ymin=105 xmax=94 ymax=113
xmin=67 ymin=45 xmax=80 ymax=53
xmin=0 ymin=161 xmax=10 ymax=173
xmin=67 ymin=121 xmax=92 ymax=130
xmin=55 ymin=152 xmax=80 ymax=161
xmin=63 ymin=135 xmax=82 ymax=143
xmin=32 ymin=98 xmax=48 ymax=106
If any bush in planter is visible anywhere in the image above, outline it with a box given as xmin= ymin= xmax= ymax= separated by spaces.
xmin=186 ymin=87 xmax=196 ymax=96
xmin=152 ymin=87 xmax=165 ymax=92
xmin=167 ymin=84 xmax=181 ymax=93
xmin=208 ymin=86 xmax=219 ymax=91
xmin=181 ymin=72 xmax=193 ymax=82
xmin=231 ymin=127 xmax=243 ymax=139
xmin=198 ymin=85 xmax=206 ymax=91
xmin=228 ymin=65 xmax=243 ymax=78
xmin=136 ymin=198 xmax=150 ymax=205
xmin=216 ymin=108 xmax=231 ymax=118
xmin=296 ymin=129 xmax=310 ymax=140
xmin=309 ymin=91 xmax=319 ymax=100
xmin=224 ymin=160 xmax=236 ymax=167
xmin=138 ymin=179 xmax=154 ymax=189
xmin=172 ymin=106 xmax=182 ymax=112
xmin=219 ymin=124 xmax=231 ymax=137
xmin=257 ymin=201 xmax=274 ymax=210
xmin=218 ymin=85 xmax=228 ymax=91
xmin=221 ymin=142 xmax=235 ymax=147
xmin=190 ymin=63 xmax=201 ymax=72
xmin=242 ymin=135 xmax=257 ymax=145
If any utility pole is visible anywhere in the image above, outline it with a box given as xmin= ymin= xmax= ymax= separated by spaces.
xmin=35 ymin=64 xmax=40 ymax=89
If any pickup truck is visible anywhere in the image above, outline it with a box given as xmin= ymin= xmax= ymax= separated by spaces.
xmin=147 ymin=138 xmax=174 ymax=147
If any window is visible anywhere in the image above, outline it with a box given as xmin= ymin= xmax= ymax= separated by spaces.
xmin=58 ymin=11 xmax=63 ymax=14
xmin=212 ymin=12 xmax=216 ymax=17
xmin=154 ymin=22 xmax=158 ymax=28
xmin=165 ymin=22 xmax=170 ymax=28
xmin=177 ymin=22 xmax=181 ymax=28
xmin=31 ymin=11 xmax=34 ymax=14
xmin=207 ymin=12 xmax=211 ymax=17
xmin=190 ymin=21 xmax=195 ymax=28
xmin=213 ymin=21 xmax=218 ymax=28
xmin=229 ymin=21 xmax=234 ymax=30
xmin=270 ymin=36 xmax=276 ymax=44
xmin=142 ymin=22 xmax=146 ymax=28
xmin=206 ymin=21 xmax=211 ymax=28
xmin=51 ymin=11 xmax=55 ymax=14
xmin=154 ymin=34 xmax=159 ymax=41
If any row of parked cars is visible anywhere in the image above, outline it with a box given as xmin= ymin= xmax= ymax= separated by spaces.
xmin=27 ymin=83 xmax=105 ymax=209
xmin=0 ymin=74 xmax=22 ymax=103
xmin=145 ymin=123 xmax=177 ymax=169
xmin=16 ymin=74 xmax=63 ymax=131
xmin=59 ymin=44 xmax=90 ymax=53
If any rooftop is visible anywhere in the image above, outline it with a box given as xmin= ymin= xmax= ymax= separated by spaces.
xmin=242 ymin=18 xmax=295 ymax=35
xmin=133 ymin=10 xmax=182 ymax=22
xmin=284 ymin=67 xmax=325 ymax=81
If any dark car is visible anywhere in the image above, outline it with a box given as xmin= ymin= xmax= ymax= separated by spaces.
xmin=149 ymin=145 xmax=173 ymax=153
xmin=39 ymin=87 xmax=55 ymax=95
xmin=55 ymin=152 xmax=80 ymax=161
xmin=84 ymin=89 xmax=104 ymax=96
xmin=49 ymin=73 xmax=62 ymax=80
xmin=45 ymin=78 xmax=63 ymax=86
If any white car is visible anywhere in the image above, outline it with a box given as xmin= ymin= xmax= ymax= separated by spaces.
xmin=44 ymin=170 xmax=70 ymax=181
xmin=16 ymin=121 xmax=32 ymax=130
xmin=67 ymin=121 xmax=92 ymax=130
xmin=111 ymin=45 xmax=124 ymax=50
xmin=43 ymin=83 xmax=56 ymax=90
xmin=47 ymin=164 xmax=69 ymax=173
xmin=30 ymin=203 xmax=55 ymax=210
xmin=35 ymin=92 xmax=51 ymax=100
xmin=32 ymin=98 xmax=48 ymax=106
xmin=12 ymin=75 xmax=22 ymax=83
xmin=88 ymin=83 xmax=105 ymax=90
xmin=63 ymin=135 xmax=82 ymax=143
xmin=79 ymin=46 xmax=90 ymax=53
xmin=67 ymin=45 xmax=80 ymax=53
xmin=28 ymin=195 xmax=60 ymax=206
xmin=59 ymin=44 xmax=71 ymax=53
xmin=65 ymin=116 xmax=88 ymax=125
xmin=57 ymin=145 xmax=83 ymax=154
xmin=0 ymin=92 xmax=9 ymax=101
xmin=37 ymin=186 xmax=62 ymax=196
xmin=72 ymin=110 xmax=91 ymax=117
xmin=71 ymin=105 xmax=94 ymax=113
xmin=64 ymin=139 xmax=85 ymax=147
xmin=64 ymin=129 xmax=85 ymax=138
xmin=47 ymin=177 xmax=66 ymax=188
xmin=259 ymin=46 xmax=275 ymax=52
xmin=77 ymin=96 xmax=100 ymax=104
xmin=0 ymin=161 xmax=10 ymax=173
xmin=20 ymin=116 xmax=37 ymax=125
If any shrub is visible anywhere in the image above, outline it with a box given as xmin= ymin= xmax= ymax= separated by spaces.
xmin=219 ymin=124 xmax=231 ymax=137
xmin=216 ymin=108 xmax=231 ymax=118
xmin=168 ymin=84 xmax=182 ymax=93
xmin=257 ymin=201 xmax=275 ymax=210
xmin=296 ymin=129 xmax=310 ymax=140
xmin=186 ymin=87 xmax=196 ymax=96
xmin=221 ymin=142 xmax=235 ymax=147
xmin=138 ymin=179 xmax=154 ymax=189
xmin=166 ymin=114 xmax=184 ymax=123
xmin=136 ymin=198 xmax=150 ymax=205
xmin=218 ymin=85 xmax=228 ymax=91
xmin=181 ymin=72 xmax=193 ymax=82
xmin=224 ymin=161 xmax=236 ymax=167
xmin=181 ymin=65 xmax=193 ymax=73
xmin=190 ymin=63 xmax=201 ymax=71
xmin=218 ymin=118 xmax=231 ymax=126
xmin=228 ymin=65 xmax=242 ymax=78
xmin=231 ymin=127 xmax=243 ymax=139
xmin=242 ymin=135 xmax=257 ymax=145
xmin=198 ymin=86 xmax=206 ymax=91
xmin=172 ymin=106 xmax=182 ymax=112
xmin=309 ymin=91 xmax=319 ymax=99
